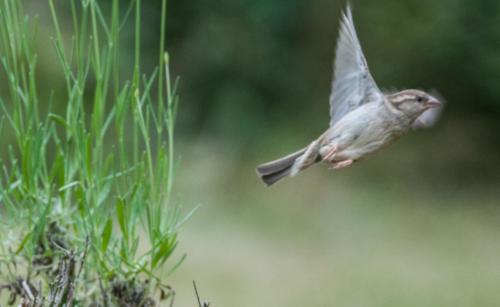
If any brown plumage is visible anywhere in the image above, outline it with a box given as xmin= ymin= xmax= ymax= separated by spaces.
xmin=256 ymin=5 xmax=443 ymax=186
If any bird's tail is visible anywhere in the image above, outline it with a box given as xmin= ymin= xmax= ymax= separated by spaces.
xmin=256 ymin=140 xmax=321 ymax=186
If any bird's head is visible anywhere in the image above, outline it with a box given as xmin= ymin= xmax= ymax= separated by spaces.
xmin=387 ymin=90 xmax=441 ymax=119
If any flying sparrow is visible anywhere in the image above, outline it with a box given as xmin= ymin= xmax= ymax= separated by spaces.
xmin=256 ymin=5 xmax=444 ymax=186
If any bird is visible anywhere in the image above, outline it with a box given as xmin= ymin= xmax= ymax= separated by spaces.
xmin=256 ymin=4 xmax=444 ymax=186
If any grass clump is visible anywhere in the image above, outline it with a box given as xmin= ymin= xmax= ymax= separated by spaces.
xmin=0 ymin=0 xmax=187 ymax=305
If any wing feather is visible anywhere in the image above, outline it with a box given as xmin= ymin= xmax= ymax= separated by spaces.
xmin=329 ymin=5 xmax=382 ymax=126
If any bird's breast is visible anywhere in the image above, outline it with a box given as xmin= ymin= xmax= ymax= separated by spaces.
xmin=324 ymin=114 xmax=407 ymax=161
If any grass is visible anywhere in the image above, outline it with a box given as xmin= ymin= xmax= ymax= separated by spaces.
xmin=0 ymin=0 xmax=186 ymax=305
xmin=1 ymin=1 xmax=499 ymax=306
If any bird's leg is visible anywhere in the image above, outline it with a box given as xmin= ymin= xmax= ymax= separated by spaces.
xmin=322 ymin=145 xmax=337 ymax=162
xmin=330 ymin=159 xmax=353 ymax=170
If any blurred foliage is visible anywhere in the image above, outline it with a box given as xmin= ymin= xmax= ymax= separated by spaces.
xmin=164 ymin=0 xmax=500 ymax=131
xmin=15 ymin=1 xmax=500 ymax=130
xmin=10 ymin=0 xmax=500 ymax=179
xmin=163 ymin=0 xmax=500 ymax=185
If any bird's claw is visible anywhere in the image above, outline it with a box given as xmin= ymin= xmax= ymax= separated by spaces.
xmin=329 ymin=159 xmax=353 ymax=170
xmin=322 ymin=145 xmax=338 ymax=162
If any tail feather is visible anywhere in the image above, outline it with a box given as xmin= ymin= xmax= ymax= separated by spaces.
xmin=257 ymin=140 xmax=323 ymax=186
xmin=256 ymin=148 xmax=306 ymax=186
xmin=260 ymin=167 xmax=292 ymax=186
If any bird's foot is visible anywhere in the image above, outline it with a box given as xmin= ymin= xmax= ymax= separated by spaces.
xmin=330 ymin=159 xmax=353 ymax=170
xmin=322 ymin=145 xmax=338 ymax=162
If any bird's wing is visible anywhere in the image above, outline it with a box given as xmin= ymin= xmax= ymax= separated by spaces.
xmin=329 ymin=5 xmax=383 ymax=127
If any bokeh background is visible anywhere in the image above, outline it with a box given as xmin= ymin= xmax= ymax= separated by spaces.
xmin=12 ymin=0 xmax=500 ymax=306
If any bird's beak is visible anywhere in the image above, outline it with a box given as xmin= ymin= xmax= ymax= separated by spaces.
xmin=426 ymin=97 xmax=441 ymax=108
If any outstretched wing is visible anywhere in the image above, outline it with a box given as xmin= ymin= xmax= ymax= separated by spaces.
xmin=329 ymin=5 xmax=382 ymax=126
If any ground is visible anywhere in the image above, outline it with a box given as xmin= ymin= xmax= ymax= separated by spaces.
xmin=168 ymin=140 xmax=500 ymax=307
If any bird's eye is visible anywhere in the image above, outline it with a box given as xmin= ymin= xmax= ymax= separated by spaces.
xmin=416 ymin=96 xmax=424 ymax=102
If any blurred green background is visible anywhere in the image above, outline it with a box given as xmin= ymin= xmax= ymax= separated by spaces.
xmin=9 ymin=0 xmax=500 ymax=306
